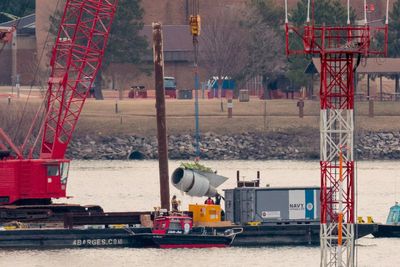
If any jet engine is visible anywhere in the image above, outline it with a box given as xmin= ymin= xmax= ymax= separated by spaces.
xmin=171 ymin=167 xmax=228 ymax=197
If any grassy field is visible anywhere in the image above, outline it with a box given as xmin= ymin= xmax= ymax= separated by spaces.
xmin=2 ymin=96 xmax=400 ymax=138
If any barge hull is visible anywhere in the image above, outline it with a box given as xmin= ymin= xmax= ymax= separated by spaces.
xmin=0 ymin=223 xmax=377 ymax=248
xmin=205 ymin=223 xmax=377 ymax=246
xmin=372 ymin=224 xmax=400 ymax=238
xmin=0 ymin=228 xmax=151 ymax=249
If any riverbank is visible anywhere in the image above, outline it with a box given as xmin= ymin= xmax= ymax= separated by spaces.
xmin=2 ymin=98 xmax=400 ymax=160
xmin=66 ymin=130 xmax=400 ymax=160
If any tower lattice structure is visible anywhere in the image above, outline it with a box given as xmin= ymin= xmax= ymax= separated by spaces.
xmin=285 ymin=5 xmax=388 ymax=267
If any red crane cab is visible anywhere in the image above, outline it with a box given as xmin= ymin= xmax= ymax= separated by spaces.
xmin=0 ymin=159 xmax=69 ymax=205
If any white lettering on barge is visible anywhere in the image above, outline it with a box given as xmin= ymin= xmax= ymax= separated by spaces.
xmin=72 ymin=238 xmax=123 ymax=246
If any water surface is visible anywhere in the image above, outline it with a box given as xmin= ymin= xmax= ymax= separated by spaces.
xmin=1 ymin=160 xmax=399 ymax=267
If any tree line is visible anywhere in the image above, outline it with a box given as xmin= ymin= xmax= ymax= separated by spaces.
xmin=0 ymin=0 xmax=35 ymax=23
xmin=202 ymin=0 xmax=400 ymax=97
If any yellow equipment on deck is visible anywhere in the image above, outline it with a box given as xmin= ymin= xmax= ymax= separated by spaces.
xmin=189 ymin=204 xmax=221 ymax=223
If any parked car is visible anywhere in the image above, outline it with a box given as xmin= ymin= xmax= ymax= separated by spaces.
xmin=164 ymin=77 xmax=177 ymax=98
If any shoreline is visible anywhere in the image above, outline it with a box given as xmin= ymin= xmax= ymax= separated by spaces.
xmin=66 ymin=130 xmax=400 ymax=160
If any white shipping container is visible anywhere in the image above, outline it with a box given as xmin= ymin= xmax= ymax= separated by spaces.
xmin=224 ymin=187 xmax=321 ymax=224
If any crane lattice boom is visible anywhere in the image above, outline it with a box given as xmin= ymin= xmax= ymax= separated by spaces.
xmin=32 ymin=0 xmax=117 ymax=159
xmin=0 ymin=0 xmax=118 ymax=205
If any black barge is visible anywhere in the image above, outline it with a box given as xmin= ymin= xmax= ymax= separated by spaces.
xmin=0 ymin=222 xmax=376 ymax=249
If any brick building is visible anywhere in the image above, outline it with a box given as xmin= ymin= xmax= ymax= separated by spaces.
xmin=33 ymin=0 xmax=249 ymax=90
xmin=0 ymin=14 xmax=36 ymax=85
xmin=3 ymin=0 xmax=388 ymax=89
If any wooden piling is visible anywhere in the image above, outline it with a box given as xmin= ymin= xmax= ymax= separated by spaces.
xmin=152 ymin=23 xmax=170 ymax=211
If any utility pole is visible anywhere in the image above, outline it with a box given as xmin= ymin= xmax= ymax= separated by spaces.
xmin=12 ymin=29 xmax=18 ymax=98
xmin=153 ymin=22 xmax=170 ymax=211
xmin=0 ymin=26 xmax=17 ymax=96
xmin=0 ymin=13 xmax=19 ymax=97
xmin=189 ymin=0 xmax=201 ymax=159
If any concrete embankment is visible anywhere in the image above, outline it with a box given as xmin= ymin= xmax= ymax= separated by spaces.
xmin=66 ymin=131 xmax=400 ymax=160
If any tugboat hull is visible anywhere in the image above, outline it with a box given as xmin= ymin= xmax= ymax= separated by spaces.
xmin=135 ymin=233 xmax=232 ymax=248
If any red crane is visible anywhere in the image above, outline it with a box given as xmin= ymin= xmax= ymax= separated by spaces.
xmin=0 ymin=0 xmax=118 ymax=205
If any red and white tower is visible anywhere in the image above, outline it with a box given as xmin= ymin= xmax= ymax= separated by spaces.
xmin=285 ymin=1 xmax=388 ymax=266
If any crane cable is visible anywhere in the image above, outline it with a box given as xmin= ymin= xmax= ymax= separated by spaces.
xmin=12 ymin=0 xmax=62 ymax=147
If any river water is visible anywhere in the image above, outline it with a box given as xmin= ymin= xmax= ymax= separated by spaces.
xmin=0 ymin=160 xmax=399 ymax=267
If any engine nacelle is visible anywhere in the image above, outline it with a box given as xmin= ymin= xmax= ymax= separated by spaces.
xmin=171 ymin=167 xmax=227 ymax=197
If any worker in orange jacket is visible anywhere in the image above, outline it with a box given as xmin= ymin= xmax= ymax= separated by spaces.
xmin=204 ymin=197 xmax=215 ymax=205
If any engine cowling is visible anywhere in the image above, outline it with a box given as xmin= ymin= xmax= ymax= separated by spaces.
xmin=171 ymin=167 xmax=227 ymax=197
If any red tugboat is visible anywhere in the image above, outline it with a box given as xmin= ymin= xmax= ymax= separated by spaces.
xmin=133 ymin=215 xmax=241 ymax=249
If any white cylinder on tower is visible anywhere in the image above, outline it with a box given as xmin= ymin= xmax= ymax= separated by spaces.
xmin=285 ymin=0 xmax=288 ymax=23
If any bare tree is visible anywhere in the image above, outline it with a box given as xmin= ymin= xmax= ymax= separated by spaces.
xmin=242 ymin=1 xmax=286 ymax=98
xmin=0 ymin=102 xmax=39 ymax=146
xmin=200 ymin=8 xmax=249 ymax=110
xmin=104 ymin=63 xmax=143 ymax=99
